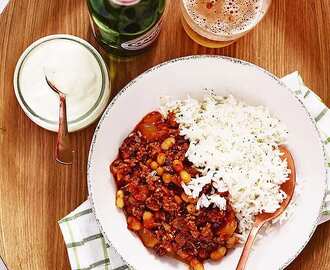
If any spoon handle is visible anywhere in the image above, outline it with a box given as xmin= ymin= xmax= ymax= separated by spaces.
xmin=236 ymin=223 xmax=263 ymax=270
xmin=56 ymin=94 xmax=73 ymax=165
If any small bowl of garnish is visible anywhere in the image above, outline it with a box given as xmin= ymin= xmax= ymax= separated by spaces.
xmin=14 ymin=34 xmax=110 ymax=132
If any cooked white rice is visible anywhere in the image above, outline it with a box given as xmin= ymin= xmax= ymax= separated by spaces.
xmin=161 ymin=93 xmax=290 ymax=236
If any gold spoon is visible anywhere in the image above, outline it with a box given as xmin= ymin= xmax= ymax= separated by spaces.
xmin=45 ymin=76 xmax=73 ymax=165
xmin=236 ymin=145 xmax=296 ymax=270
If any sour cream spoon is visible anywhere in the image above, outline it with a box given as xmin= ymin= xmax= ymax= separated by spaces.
xmin=45 ymin=76 xmax=73 ymax=165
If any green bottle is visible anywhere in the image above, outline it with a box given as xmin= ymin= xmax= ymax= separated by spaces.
xmin=87 ymin=0 xmax=166 ymax=56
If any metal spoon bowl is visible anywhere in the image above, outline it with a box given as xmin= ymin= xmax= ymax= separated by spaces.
xmin=236 ymin=145 xmax=296 ymax=270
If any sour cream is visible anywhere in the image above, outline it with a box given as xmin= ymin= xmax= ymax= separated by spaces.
xmin=15 ymin=35 xmax=110 ymax=132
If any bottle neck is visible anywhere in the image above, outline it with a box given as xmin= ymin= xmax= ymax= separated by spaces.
xmin=109 ymin=0 xmax=141 ymax=6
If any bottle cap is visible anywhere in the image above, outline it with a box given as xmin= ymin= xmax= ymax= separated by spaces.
xmin=110 ymin=0 xmax=141 ymax=6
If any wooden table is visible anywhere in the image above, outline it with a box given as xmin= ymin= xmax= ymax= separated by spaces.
xmin=0 ymin=0 xmax=329 ymax=269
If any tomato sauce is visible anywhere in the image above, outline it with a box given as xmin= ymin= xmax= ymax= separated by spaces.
xmin=110 ymin=111 xmax=238 ymax=269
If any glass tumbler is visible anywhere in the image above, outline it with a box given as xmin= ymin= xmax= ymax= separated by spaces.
xmin=180 ymin=0 xmax=272 ymax=48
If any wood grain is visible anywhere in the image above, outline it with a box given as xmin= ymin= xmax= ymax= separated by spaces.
xmin=0 ymin=0 xmax=329 ymax=269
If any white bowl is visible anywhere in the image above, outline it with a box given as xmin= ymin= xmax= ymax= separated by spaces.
xmin=14 ymin=34 xmax=110 ymax=132
xmin=88 ymin=56 xmax=327 ymax=270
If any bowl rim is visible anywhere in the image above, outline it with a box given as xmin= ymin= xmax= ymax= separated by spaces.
xmin=13 ymin=34 xmax=111 ymax=133
xmin=87 ymin=55 xmax=328 ymax=270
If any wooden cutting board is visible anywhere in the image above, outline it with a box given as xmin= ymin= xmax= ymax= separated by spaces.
xmin=0 ymin=0 xmax=329 ymax=269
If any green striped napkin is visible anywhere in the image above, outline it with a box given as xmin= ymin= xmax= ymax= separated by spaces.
xmin=59 ymin=72 xmax=329 ymax=270
xmin=281 ymin=72 xmax=330 ymax=223
xmin=59 ymin=201 xmax=129 ymax=270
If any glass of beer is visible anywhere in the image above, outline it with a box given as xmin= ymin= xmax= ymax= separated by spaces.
xmin=180 ymin=0 xmax=272 ymax=48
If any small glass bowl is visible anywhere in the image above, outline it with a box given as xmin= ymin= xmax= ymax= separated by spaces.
xmin=14 ymin=34 xmax=111 ymax=132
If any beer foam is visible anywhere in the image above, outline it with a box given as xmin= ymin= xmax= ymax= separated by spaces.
xmin=183 ymin=0 xmax=264 ymax=36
